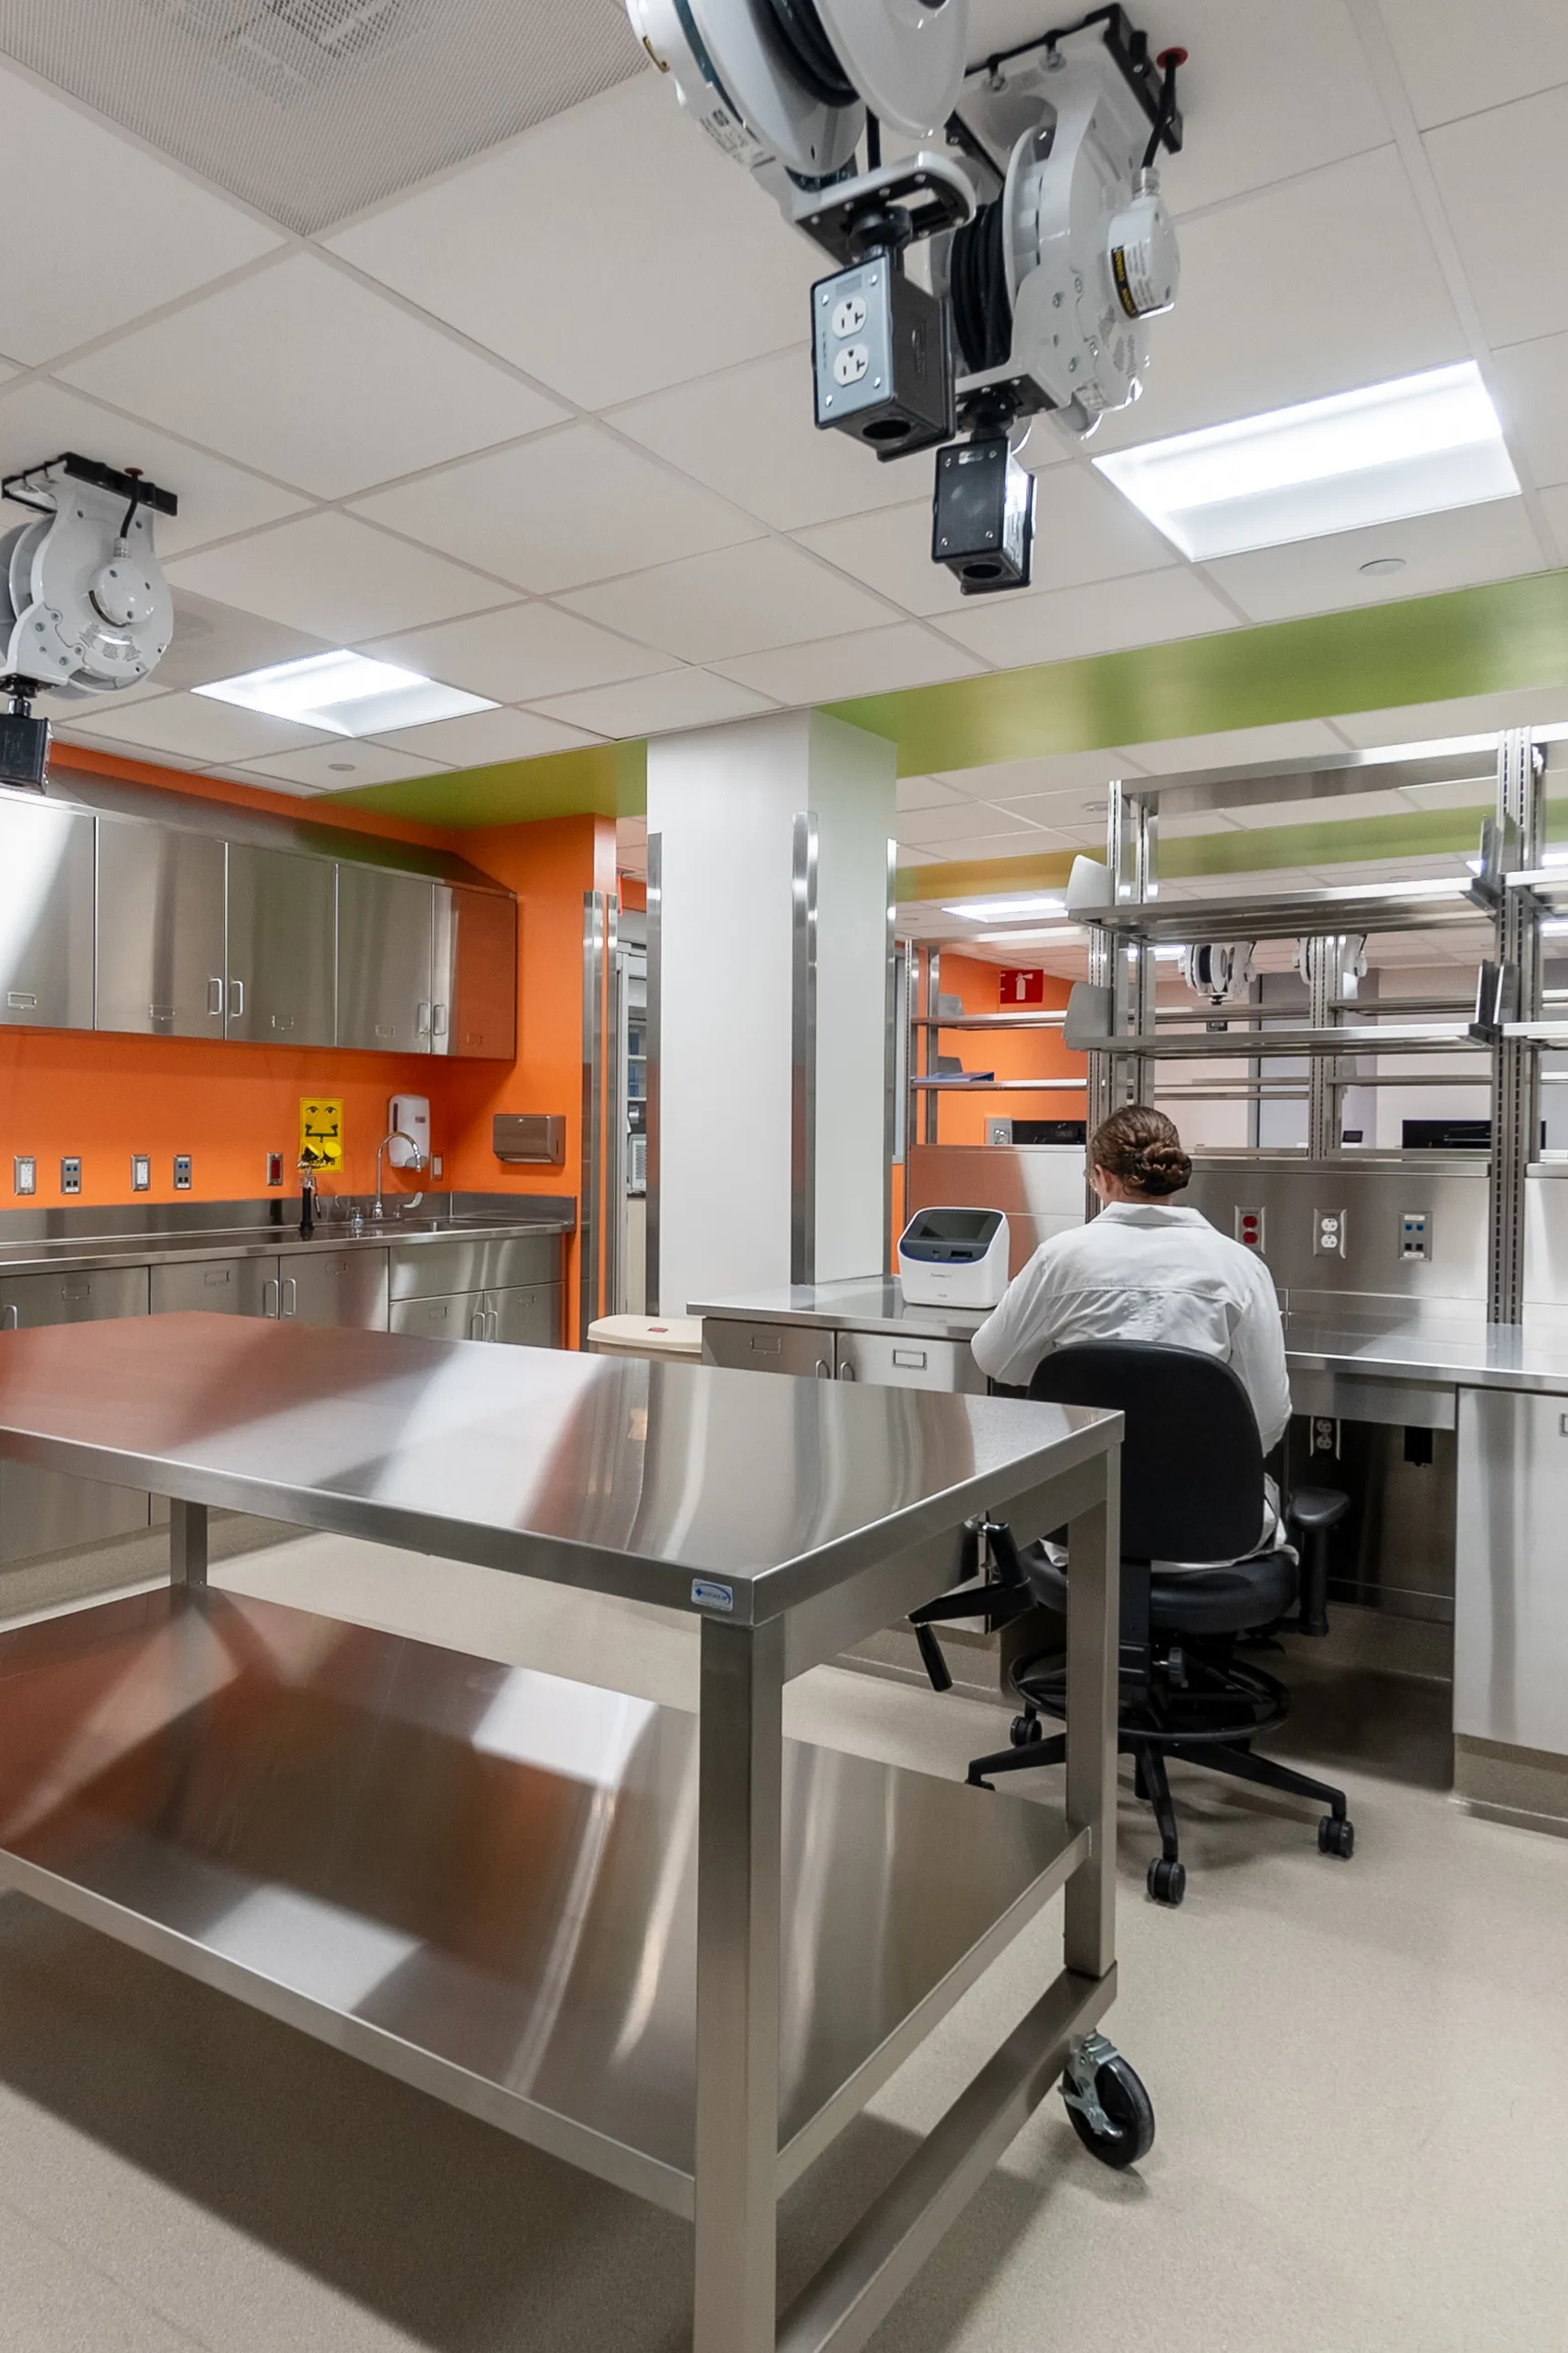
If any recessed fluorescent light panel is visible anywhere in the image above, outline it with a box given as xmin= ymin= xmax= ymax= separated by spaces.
xmin=195 ymin=651 xmax=494 ymax=738
xmin=944 ymin=896 xmax=1066 ymax=921
xmin=973 ymin=926 xmax=1082 ymax=943
xmin=1094 ymin=363 xmax=1520 ymax=560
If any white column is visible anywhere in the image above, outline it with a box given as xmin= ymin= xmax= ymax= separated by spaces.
xmin=648 ymin=709 xmax=895 ymax=1316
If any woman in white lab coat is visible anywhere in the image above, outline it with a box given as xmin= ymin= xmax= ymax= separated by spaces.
xmin=972 ymin=1104 xmax=1292 ymax=1463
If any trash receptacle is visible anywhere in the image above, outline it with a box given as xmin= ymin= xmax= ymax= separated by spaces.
xmin=586 ymin=1314 xmax=704 ymax=1362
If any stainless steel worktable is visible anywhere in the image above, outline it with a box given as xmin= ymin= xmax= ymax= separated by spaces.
xmin=0 ymin=1313 xmax=1126 ymax=2353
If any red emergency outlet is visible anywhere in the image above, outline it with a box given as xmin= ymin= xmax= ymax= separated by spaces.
xmin=1236 ymin=1210 xmax=1264 ymax=1251
xmin=1000 ymin=968 xmax=1045 ymax=1005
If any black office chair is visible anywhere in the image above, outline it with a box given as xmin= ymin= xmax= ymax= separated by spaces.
xmin=910 ymin=1341 xmax=1353 ymax=1907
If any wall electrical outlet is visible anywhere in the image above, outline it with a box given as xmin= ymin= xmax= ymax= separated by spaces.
xmin=1313 ymin=1207 xmax=1346 ymax=1257
xmin=173 ymin=1154 xmax=192 ymax=1191
xmin=1234 ymin=1206 xmax=1265 ymax=1251
xmin=431 ymin=1154 xmax=443 ymax=1178
xmin=60 ymin=1157 xmax=81 ymax=1195
xmin=1399 ymin=1210 xmax=1431 ymax=1261
xmin=265 ymin=1151 xmax=283 ymax=1187
xmin=13 ymin=1156 xmax=34 ymax=1196
xmin=130 ymin=1154 xmax=151 ymax=1192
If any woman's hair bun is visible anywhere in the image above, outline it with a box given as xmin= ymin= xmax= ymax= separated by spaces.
xmin=1088 ymin=1106 xmax=1192 ymax=1197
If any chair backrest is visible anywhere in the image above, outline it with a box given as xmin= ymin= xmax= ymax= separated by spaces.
xmin=1028 ymin=1341 xmax=1265 ymax=1563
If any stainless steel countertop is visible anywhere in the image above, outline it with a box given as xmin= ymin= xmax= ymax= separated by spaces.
xmin=0 ymin=1314 xmax=1118 ymax=1623
xmin=691 ymin=1278 xmax=990 ymax=1342
xmin=0 ymin=1214 xmax=573 ymax=1279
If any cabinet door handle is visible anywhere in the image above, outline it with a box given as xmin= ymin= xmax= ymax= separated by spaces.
xmin=1 ymin=1305 xmax=16 ymax=1331
xmin=262 ymin=1277 xmax=280 ymax=1318
xmin=432 ymin=1002 xmax=449 ymax=1036
xmin=487 ymin=1309 xmax=500 ymax=1341
xmin=469 ymin=1306 xmax=486 ymax=1339
xmin=838 ymin=1362 xmax=857 ymax=1381
xmin=416 ymin=1001 xmax=431 ymax=1035
xmin=228 ymin=979 xmax=245 ymax=1019
xmin=282 ymin=1277 xmax=297 ymax=1318
xmin=207 ymin=978 xmax=224 ymax=1018
xmin=814 ymin=1357 xmax=832 ymax=1378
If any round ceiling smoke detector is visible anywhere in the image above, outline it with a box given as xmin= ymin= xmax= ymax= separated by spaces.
xmin=1359 ymin=556 xmax=1407 ymax=578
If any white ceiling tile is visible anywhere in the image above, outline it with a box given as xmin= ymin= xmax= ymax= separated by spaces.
xmin=1090 ymin=147 xmax=1467 ymax=452
xmin=238 ymin=741 xmax=448 ymax=790
xmin=983 ymin=785 xmax=1130 ymax=830
xmin=167 ymin=513 xmax=503 ymax=642
xmin=893 ymin=843 xmax=947 ymax=866
xmin=365 ymin=602 xmax=675 ymax=702
xmin=49 ymin=691 xmax=330 ymax=765
xmin=894 ymin=800 xmax=1043 ymax=848
xmin=710 ymin=623 xmax=985 ymax=705
xmin=906 ymin=829 xmax=1064 ymax=865
xmin=326 ymin=77 xmax=819 ymax=409
xmin=932 ymin=568 xmax=1239 ymax=666
xmin=796 ymin=464 xmax=1178 ymax=620
xmin=138 ymin=589 xmax=334 ymax=694
xmin=1331 ymin=686 xmax=1568 ymax=747
xmin=1399 ymin=777 xmax=1499 ymax=813
xmin=1112 ymin=720 xmax=1367 ymax=772
xmin=897 ymin=775 xmax=967 ymax=812
xmin=1200 ymin=498 xmax=1544 ymax=624
xmin=1490 ymin=332 xmax=1568 ymax=490
xmin=1538 ymin=482 xmax=1568 ymax=559
xmin=368 ymin=705 xmax=599 ymax=767
xmin=0 ymin=382 xmax=306 ymax=557
xmin=559 ymin=540 xmax=892 ymax=663
xmin=61 ymin=254 xmax=562 ymax=501
xmin=352 ymin=425 xmax=758 ymax=594
xmin=0 ymin=64 xmax=280 ymax=365
xmin=1379 ymin=0 xmax=1568 ymax=127
xmin=1426 ymin=87 xmax=1568 ymax=346
xmin=1225 ymin=789 xmax=1417 ymax=831
xmin=1155 ymin=810 xmax=1244 ymax=838
xmin=938 ymin=747 xmax=1151 ymax=799
xmin=609 ymin=349 xmax=941 ymax=530
xmin=531 ymin=668 xmax=778 ymax=737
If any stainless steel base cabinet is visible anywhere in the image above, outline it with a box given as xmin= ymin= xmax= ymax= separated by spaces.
xmin=0 ymin=1267 xmax=151 ymax=1562
xmin=701 ymin=1320 xmax=835 ymax=1379
xmin=390 ymin=1286 xmax=561 ymax=1347
xmin=1456 ymin=1387 xmax=1568 ymax=1756
xmin=283 ymin=1248 xmax=389 ymax=1330
xmin=149 ymin=1257 xmax=275 ymax=1317
xmin=390 ymin=1293 xmax=480 ymax=1343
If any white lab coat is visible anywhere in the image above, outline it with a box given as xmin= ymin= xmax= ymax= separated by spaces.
xmin=970 ymin=1201 xmax=1293 ymax=1454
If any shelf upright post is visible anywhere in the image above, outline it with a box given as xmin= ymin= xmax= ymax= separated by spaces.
xmin=1300 ymin=931 xmax=1364 ymax=1159
xmin=1085 ymin=783 xmax=1155 ymax=1214
xmin=1489 ymin=729 xmax=1544 ymax=1326
xmin=922 ymin=945 xmax=941 ymax=1147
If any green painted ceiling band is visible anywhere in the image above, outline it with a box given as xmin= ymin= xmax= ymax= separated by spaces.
xmin=318 ymin=567 xmax=1568 ymax=829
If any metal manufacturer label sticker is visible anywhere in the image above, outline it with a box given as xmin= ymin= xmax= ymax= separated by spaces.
xmin=691 ymin=1579 xmax=735 ymax=1613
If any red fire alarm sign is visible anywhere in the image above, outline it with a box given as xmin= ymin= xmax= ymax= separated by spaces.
xmin=1000 ymin=969 xmax=1045 ymax=1005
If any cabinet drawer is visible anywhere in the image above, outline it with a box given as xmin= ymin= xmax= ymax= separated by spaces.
xmin=0 ymin=1266 xmax=149 ymax=1327
xmin=389 ymin=1293 xmax=481 ymax=1342
xmin=388 ymin=1234 xmax=560 ymax=1300
xmin=150 ymin=1257 xmax=274 ymax=1317
xmin=701 ymin=1320 xmax=835 ymax=1378
xmin=835 ymin=1330 xmax=985 ymax=1394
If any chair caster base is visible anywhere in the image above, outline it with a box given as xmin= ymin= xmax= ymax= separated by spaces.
xmin=1010 ymin=1712 xmax=1043 ymax=1748
xmin=1146 ymin=1855 xmax=1186 ymax=1906
xmin=1319 ymin=1814 xmax=1355 ymax=1859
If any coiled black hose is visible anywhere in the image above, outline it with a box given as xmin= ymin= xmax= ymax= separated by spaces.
xmin=949 ymin=199 xmax=1012 ymax=374
xmin=763 ymin=0 xmax=857 ymax=108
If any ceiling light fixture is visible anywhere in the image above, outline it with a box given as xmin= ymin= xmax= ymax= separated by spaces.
xmin=943 ymin=895 xmax=1067 ymax=921
xmin=1094 ymin=362 xmax=1520 ymax=560
xmin=972 ymin=925 xmax=1083 ymax=943
xmin=195 ymin=651 xmax=494 ymax=738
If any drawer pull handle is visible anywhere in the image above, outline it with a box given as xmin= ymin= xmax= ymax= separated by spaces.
xmin=6 ymin=991 xmax=36 ymax=1010
xmin=748 ymin=1335 xmax=781 ymax=1355
xmin=892 ymin=1348 xmax=928 ymax=1369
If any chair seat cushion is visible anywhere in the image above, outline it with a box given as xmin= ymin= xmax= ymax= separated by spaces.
xmin=1022 ymin=1544 xmax=1299 ymax=1637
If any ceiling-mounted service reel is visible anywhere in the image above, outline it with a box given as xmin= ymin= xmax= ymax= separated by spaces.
xmin=0 ymin=451 xmax=177 ymax=789
xmin=1181 ymin=942 xmax=1254 ymax=1009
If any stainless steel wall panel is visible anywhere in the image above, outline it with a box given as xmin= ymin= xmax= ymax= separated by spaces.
xmin=1183 ymin=1156 xmax=1489 ymax=1305
xmin=0 ymin=796 xmax=94 ymax=1032
xmin=96 ymin=817 xmax=226 ymax=1039
xmin=225 ymin=843 xmax=335 ymax=1046
xmin=906 ymin=1144 xmax=1087 ymax=1277
xmin=335 ymin=866 xmax=434 ymax=1054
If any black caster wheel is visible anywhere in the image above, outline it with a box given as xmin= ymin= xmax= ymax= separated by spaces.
xmin=1010 ymin=1713 xmax=1044 ymax=1748
xmin=1146 ymin=1855 xmax=1186 ymax=1905
xmin=1319 ymin=1815 xmax=1355 ymax=1860
xmin=1062 ymin=2043 xmax=1156 ymax=2170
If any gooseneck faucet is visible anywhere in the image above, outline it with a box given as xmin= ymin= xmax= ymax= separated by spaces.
xmin=373 ymin=1129 xmax=429 ymax=1221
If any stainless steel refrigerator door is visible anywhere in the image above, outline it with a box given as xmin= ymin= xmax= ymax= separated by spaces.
xmin=0 ymin=794 xmax=94 ymax=1032
xmin=225 ymin=843 xmax=335 ymax=1046
xmin=95 ymin=817 xmax=226 ymax=1039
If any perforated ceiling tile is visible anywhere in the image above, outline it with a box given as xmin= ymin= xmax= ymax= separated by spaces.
xmin=0 ymin=0 xmax=645 ymax=235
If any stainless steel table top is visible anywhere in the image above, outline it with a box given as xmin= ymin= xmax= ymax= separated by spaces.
xmin=1281 ymin=1309 xmax=1568 ymax=1395
xmin=0 ymin=1214 xmax=572 ymax=1280
xmin=691 ymin=1278 xmax=990 ymax=1343
xmin=0 ymin=1313 xmax=1117 ymax=1622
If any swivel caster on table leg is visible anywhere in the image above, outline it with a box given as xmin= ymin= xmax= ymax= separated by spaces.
xmin=1061 ymin=2033 xmax=1156 ymax=2169
xmin=1146 ymin=1855 xmax=1186 ymax=1906
xmin=1319 ymin=1814 xmax=1355 ymax=1860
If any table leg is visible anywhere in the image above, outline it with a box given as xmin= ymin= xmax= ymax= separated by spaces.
xmin=694 ymin=1614 xmax=784 ymax=2353
xmin=170 ymin=1498 xmax=207 ymax=1589
xmin=1063 ymin=1447 xmax=1119 ymax=1980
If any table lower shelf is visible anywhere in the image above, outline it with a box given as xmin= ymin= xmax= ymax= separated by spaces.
xmin=0 ymin=1588 xmax=1082 ymax=2217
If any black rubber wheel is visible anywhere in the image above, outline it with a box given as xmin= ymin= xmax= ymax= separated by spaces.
xmin=1146 ymin=1855 xmax=1187 ymax=1906
xmin=1319 ymin=1815 xmax=1355 ymax=1859
xmin=1063 ymin=2055 xmax=1156 ymax=2169
xmin=1010 ymin=1712 xmax=1044 ymax=1748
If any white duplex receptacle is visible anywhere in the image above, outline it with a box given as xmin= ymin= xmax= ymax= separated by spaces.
xmin=1313 ymin=1208 xmax=1346 ymax=1258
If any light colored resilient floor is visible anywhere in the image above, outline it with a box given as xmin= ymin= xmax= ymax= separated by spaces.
xmin=0 ymin=1531 xmax=1562 ymax=2353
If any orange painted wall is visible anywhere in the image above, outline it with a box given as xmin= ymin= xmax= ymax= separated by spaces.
xmin=929 ymin=951 xmax=1086 ymax=1144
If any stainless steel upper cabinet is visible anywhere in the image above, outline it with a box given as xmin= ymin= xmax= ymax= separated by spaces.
xmin=96 ymin=817 xmax=226 ymax=1038
xmin=226 ymin=843 xmax=335 ymax=1045
xmin=336 ymin=865 xmax=433 ymax=1054
xmin=0 ymin=795 xmax=94 ymax=1031
xmin=440 ymin=883 xmax=516 ymax=1060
